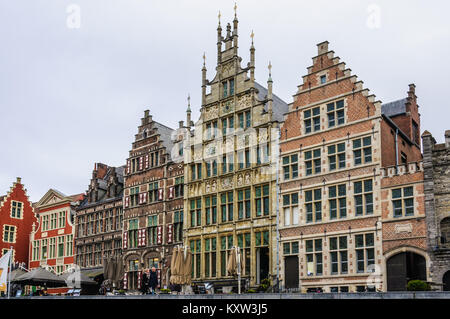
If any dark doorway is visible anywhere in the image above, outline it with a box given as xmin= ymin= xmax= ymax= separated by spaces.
xmin=443 ymin=271 xmax=450 ymax=291
xmin=256 ymin=247 xmax=269 ymax=284
xmin=386 ymin=252 xmax=426 ymax=291
xmin=284 ymin=256 xmax=299 ymax=289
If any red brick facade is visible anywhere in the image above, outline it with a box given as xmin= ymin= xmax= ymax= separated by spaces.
xmin=0 ymin=178 xmax=37 ymax=267
xmin=122 ymin=110 xmax=184 ymax=291
xmin=278 ymin=41 xmax=427 ymax=292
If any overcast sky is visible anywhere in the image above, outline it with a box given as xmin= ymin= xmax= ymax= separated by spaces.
xmin=1 ymin=0 xmax=449 ymax=202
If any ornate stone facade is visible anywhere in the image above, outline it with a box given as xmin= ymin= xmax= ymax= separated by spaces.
xmin=422 ymin=130 xmax=450 ymax=290
xmin=183 ymin=12 xmax=288 ymax=290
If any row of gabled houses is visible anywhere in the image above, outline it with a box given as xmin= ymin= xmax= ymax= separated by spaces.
xmin=1 ymin=12 xmax=450 ymax=294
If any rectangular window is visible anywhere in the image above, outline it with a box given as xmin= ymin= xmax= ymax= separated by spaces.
xmin=3 ymin=225 xmax=16 ymax=243
xmin=355 ymin=233 xmax=375 ymax=273
xmin=328 ymin=184 xmax=347 ymax=220
xmin=305 ymin=148 xmax=321 ymax=176
xmin=354 ymin=179 xmax=373 ymax=216
xmin=327 ymin=100 xmax=345 ymax=128
xmin=283 ymin=193 xmax=299 ymax=226
xmin=304 ymin=107 xmax=321 ymax=134
xmin=237 ymin=233 xmax=251 ymax=276
xmin=11 ymin=201 xmax=23 ymax=219
xmin=223 ymin=81 xmax=228 ymax=98
xmin=238 ymin=113 xmax=244 ymax=129
xmin=190 ymin=239 xmax=201 ymax=279
xmin=305 ymin=189 xmax=322 ymax=223
xmin=392 ymin=186 xmax=414 ymax=218
xmin=220 ymin=235 xmax=233 ymax=276
xmin=130 ymin=186 xmax=140 ymax=206
xmin=128 ymin=218 xmax=139 ymax=248
xmin=147 ymin=215 xmax=158 ymax=245
xmin=328 ymin=143 xmax=346 ymax=171
xmin=353 ymin=136 xmax=372 ymax=165
xmin=220 ymin=192 xmax=234 ymax=222
xmin=205 ymin=237 xmax=217 ymax=278
xmin=58 ymin=236 xmax=65 ymax=257
xmin=237 ymin=189 xmax=251 ymax=220
xmin=174 ymin=177 xmax=184 ymax=198
xmin=329 ymin=236 xmax=348 ymax=274
xmin=190 ymin=199 xmax=202 ymax=227
xmin=320 ymin=75 xmax=326 ymax=84
xmin=148 ymin=182 xmax=158 ymax=203
xmin=173 ymin=211 xmax=183 ymax=242
xmin=282 ymin=154 xmax=299 ymax=180
xmin=255 ymin=184 xmax=270 ymax=217
xmin=205 ymin=195 xmax=217 ymax=225
xmin=305 ymin=239 xmax=323 ymax=276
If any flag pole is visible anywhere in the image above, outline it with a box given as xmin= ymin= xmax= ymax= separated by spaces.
xmin=237 ymin=247 xmax=241 ymax=295
xmin=7 ymin=246 xmax=12 ymax=299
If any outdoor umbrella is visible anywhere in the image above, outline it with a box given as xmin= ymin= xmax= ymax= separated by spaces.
xmin=107 ymin=256 xmax=116 ymax=283
xmin=9 ymin=268 xmax=26 ymax=281
xmin=181 ymin=247 xmax=192 ymax=285
xmin=13 ymin=267 xmax=66 ymax=288
xmin=102 ymin=257 xmax=110 ymax=280
xmin=174 ymin=246 xmax=184 ymax=284
xmin=169 ymin=246 xmax=179 ymax=285
xmin=114 ymin=255 xmax=124 ymax=287
xmin=227 ymin=248 xmax=237 ymax=276
xmin=59 ymin=270 xmax=97 ymax=288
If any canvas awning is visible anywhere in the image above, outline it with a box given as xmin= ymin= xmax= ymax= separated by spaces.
xmin=12 ymin=267 xmax=66 ymax=288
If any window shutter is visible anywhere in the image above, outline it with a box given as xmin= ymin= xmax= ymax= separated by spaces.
xmin=141 ymin=228 xmax=146 ymax=246
xmin=123 ymin=272 xmax=128 ymax=290
xmin=169 ymin=187 xmax=174 ymax=199
xmin=123 ymin=231 xmax=128 ymax=249
xmin=167 ymin=224 xmax=173 ymax=244
xmin=125 ymin=196 xmax=129 ymax=208
xmin=158 ymin=189 xmax=163 ymax=201
xmin=145 ymin=154 xmax=149 ymax=169
xmin=142 ymin=192 xmax=147 ymax=204
xmin=157 ymin=226 xmax=162 ymax=244
xmin=137 ymin=271 xmax=142 ymax=289
xmin=137 ymin=229 xmax=142 ymax=246
xmin=139 ymin=156 xmax=144 ymax=170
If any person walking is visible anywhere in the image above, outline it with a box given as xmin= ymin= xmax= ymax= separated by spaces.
xmin=149 ymin=267 xmax=158 ymax=295
xmin=141 ymin=269 xmax=149 ymax=295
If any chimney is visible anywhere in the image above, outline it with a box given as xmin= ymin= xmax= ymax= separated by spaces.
xmin=445 ymin=130 xmax=450 ymax=148
xmin=317 ymin=41 xmax=329 ymax=55
xmin=16 ymin=177 xmax=21 ymax=184
xmin=179 ymin=121 xmax=184 ymax=128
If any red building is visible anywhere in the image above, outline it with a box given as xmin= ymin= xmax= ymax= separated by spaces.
xmin=29 ymin=189 xmax=84 ymax=275
xmin=0 ymin=177 xmax=37 ymax=267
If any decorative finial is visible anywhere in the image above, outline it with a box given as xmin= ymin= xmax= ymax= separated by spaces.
xmin=203 ymin=52 xmax=206 ymax=66
xmin=187 ymin=94 xmax=191 ymax=112
xmin=250 ymin=30 xmax=254 ymax=44
xmin=218 ymin=10 xmax=221 ymax=26
xmin=268 ymin=61 xmax=272 ymax=76
xmin=234 ymin=2 xmax=237 ymax=17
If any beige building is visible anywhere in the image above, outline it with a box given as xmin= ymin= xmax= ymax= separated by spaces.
xmin=182 ymin=11 xmax=288 ymax=291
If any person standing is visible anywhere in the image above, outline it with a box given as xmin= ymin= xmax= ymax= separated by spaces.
xmin=149 ymin=267 xmax=158 ymax=295
xmin=141 ymin=269 xmax=149 ymax=295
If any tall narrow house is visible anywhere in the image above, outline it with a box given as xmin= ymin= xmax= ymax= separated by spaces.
xmin=183 ymin=9 xmax=288 ymax=290
xmin=279 ymin=42 xmax=426 ymax=292
xmin=122 ymin=110 xmax=184 ymax=291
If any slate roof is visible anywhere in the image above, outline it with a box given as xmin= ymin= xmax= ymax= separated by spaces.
xmin=77 ymin=165 xmax=124 ymax=209
xmin=254 ymin=82 xmax=289 ymax=122
xmin=154 ymin=121 xmax=174 ymax=155
xmin=381 ymin=98 xmax=407 ymax=117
